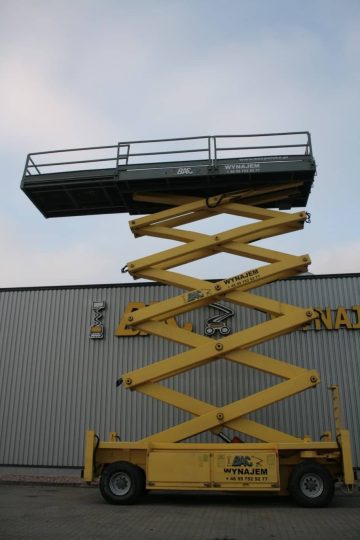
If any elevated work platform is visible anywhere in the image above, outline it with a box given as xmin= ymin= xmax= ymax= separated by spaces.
xmin=21 ymin=133 xmax=316 ymax=217
xmin=21 ymin=131 xmax=355 ymax=505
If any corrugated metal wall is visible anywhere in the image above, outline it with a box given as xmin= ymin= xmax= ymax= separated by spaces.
xmin=0 ymin=275 xmax=359 ymax=468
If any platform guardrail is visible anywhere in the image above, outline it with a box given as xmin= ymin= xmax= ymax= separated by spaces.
xmin=23 ymin=132 xmax=312 ymax=178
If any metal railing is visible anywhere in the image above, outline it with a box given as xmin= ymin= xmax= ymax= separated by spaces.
xmin=116 ymin=135 xmax=212 ymax=169
xmin=23 ymin=132 xmax=312 ymax=177
xmin=213 ymin=132 xmax=312 ymax=165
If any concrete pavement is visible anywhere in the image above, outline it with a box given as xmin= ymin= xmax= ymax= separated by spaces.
xmin=0 ymin=484 xmax=359 ymax=540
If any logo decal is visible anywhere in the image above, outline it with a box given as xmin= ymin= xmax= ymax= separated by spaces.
xmin=177 ymin=167 xmax=193 ymax=175
xmin=204 ymin=303 xmax=234 ymax=336
xmin=90 ymin=301 xmax=106 ymax=339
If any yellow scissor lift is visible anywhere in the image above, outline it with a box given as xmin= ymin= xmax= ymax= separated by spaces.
xmin=21 ymin=133 xmax=354 ymax=507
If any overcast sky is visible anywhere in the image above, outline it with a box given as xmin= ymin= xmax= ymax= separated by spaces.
xmin=0 ymin=0 xmax=359 ymax=288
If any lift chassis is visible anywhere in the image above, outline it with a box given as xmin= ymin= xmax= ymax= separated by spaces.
xmin=83 ymin=189 xmax=354 ymax=507
xmin=21 ymin=133 xmax=354 ymax=507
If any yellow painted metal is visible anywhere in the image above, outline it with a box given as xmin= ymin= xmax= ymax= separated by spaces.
xmin=140 ymin=372 xmax=319 ymax=443
xmin=146 ymin=449 xmax=280 ymax=491
xmin=329 ymin=385 xmax=354 ymax=486
xmin=338 ymin=429 xmax=354 ymax=486
xmin=147 ymin=451 xmax=211 ymax=484
xmin=122 ymin=316 xmax=316 ymax=390
xmin=84 ymin=188 xmax=354 ymax=493
xmin=125 ymin=261 xmax=310 ymax=326
xmin=129 ymin=322 xmax=307 ymax=379
xmin=129 ymin=214 xmax=304 ymax=270
xmin=329 ymin=384 xmax=343 ymax=433
xmin=94 ymin=440 xmax=341 ymax=452
xmin=83 ymin=430 xmax=96 ymax=482
xmin=119 ymin=193 xmax=332 ymax=444
xmin=138 ymin=382 xmax=302 ymax=443
xmin=212 ymin=450 xmax=279 ymax=489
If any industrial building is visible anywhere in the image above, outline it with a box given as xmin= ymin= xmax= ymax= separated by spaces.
xmin=1 ymin=273 xmax=359 ymax=473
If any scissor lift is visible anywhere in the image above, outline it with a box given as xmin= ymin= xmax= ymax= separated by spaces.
xmin=22 ymin=133 xmax=354 ymax=507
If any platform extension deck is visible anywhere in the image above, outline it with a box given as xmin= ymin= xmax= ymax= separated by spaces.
xmin=21 ymin=133 xmax=316 ymax=217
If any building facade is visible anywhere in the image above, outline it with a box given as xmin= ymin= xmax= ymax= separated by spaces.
xmin=0 ymin=274 xmax=359 ymax=472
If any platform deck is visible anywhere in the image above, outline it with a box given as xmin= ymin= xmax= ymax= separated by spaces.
xmin=21 ymin=134 xmax=316 ymax=217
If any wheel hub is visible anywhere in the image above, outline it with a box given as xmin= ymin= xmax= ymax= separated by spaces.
xmin=300 ymin=473 xmax=324 ymax=498
xmin=109 ymin=472 xmax=131 ymax=496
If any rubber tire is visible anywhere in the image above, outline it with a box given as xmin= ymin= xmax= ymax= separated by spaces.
xmin=288 ymin=461 xmax=335 ymax=508
xmin=99 ymin=461 xmax=145 ymax=505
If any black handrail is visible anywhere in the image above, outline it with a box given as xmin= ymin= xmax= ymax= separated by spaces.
xmin=23 ymin=133 xmax=313 ymax=177
xmin=218 ymin=143 xmax=307 ymax=151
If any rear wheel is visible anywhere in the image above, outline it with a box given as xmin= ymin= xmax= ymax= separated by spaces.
xmin=100 ymin=461 xmax=145 ymax=505
xmin=289 ymin=461 xmax=335 ymax=507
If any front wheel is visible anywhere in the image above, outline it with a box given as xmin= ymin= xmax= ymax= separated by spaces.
xmin=288 ymin=461 xmax=335 ymax=507
xmin=100 ymin=461 xmax=145 ymax=505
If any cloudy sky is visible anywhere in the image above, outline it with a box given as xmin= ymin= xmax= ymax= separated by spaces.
xmin=0 ymin=0 xmax=359 ymax=288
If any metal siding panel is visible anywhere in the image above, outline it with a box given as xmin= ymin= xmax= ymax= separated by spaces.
xmin=0 ymin=276 xmax=359 ymax=468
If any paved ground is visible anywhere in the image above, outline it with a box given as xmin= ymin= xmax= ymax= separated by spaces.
xmin=0 ymin=485 xmax=359 ymax=540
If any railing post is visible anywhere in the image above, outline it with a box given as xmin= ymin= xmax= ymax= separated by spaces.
xmin=213 ymin=136 xmax=217 ymax=169
xmin=307 ymin=132 xmax=313 ymax=157
xmin=23 ymin=154 xmax=31 ymax=177
xmin=116 ymin=143 xmax=120 ymax=169
xmin=117 ymin=143 xmax=131 ymax=169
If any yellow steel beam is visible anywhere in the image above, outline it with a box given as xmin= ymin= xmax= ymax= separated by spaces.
xmin=112 ymin=190 xmax=346 ymax=458
xmin=125 ymin=259 xmax=311 ymax=327
xmin=338 ymin=429 xmax=355 ymax=485
xmin=329 ymin=386 xmax=354 ymax=485
xmin=134 ymin=320 xmax=307 ymax=379
xmin=142 ymin=371 xmax=319 ymax=443
xmin=83 ymin=430 xmax=96 ymax=482
xmin=129 ymin=193 xmax=276 ymax=230
xmin=137 ymin=235 xmax=304 ymax=274
xmin=131 ymin=183 xmax=305 ymax=223
xmin=122 ymin=311 xmax=314 ymax=389
xmin=95 ymin=439 xmax=340 ymax=452
xmin=127 ymin=197 xmax=306 ymax=285
xmin=127 ymin=211 xmax=306 ymax=274
xmin=329 ymin=384 xmax=343 ymax=434
xmin=139 ymin=381 xmax=302 ymax=443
